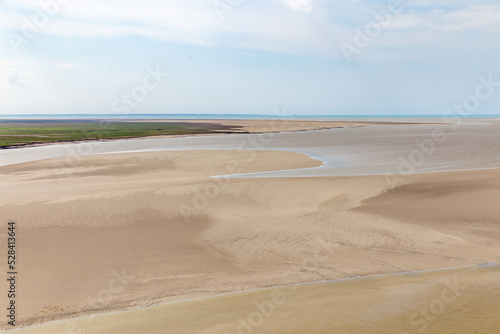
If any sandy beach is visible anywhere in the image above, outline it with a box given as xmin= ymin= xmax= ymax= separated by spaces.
xmin=1 ymin=144 xmax=500 ymax=331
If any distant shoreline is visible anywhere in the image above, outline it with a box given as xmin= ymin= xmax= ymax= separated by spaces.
xmin=2 ymin=114 xmax=500 ymax=119
xmin=0 ymin=118 xmax=429 ymax=150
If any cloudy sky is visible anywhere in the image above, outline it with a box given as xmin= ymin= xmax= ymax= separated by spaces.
xmin=0 ymin=0 xmax=499 ymax=115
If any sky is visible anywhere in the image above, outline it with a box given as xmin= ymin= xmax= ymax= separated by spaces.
xmin=0 ymin=0 xmax=499 ymax=115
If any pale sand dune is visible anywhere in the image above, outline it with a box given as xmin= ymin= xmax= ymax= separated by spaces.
xmin=1 ymin=150 xmax=500 ymax=331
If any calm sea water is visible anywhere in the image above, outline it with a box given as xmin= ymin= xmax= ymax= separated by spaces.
xmin=1 ymin=117 xmax=500 ymax=177
xmin=2 ymin=114 xmax=500 ymax=121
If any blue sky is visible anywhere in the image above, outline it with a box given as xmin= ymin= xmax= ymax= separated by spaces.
xmin=0 ymin=0 xmax=499 ymax=115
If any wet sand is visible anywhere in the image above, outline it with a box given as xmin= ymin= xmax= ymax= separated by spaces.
xmin=10 ymin=264 xmax=500 ymax=333
xmin=1 ymin=149 xmax=500 ymax=331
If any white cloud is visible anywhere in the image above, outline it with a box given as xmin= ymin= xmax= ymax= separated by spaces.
xmin=0 ymin=58 xmax=33 ymax=88
xmin=8 ymin=74 xmax=26 ymax=87
xmin=437 ymin=5 xmax=500 ymax=31
xmin=390 ymin=4 xmax=500 ymax=32
xmin=278 ymin=0 xmax=314 ymax=12
xmin=0 ymin=0 xmax=499 ymax=61
xmin=0 ymin=0 xmax=334 ymax=57
xmin=56 ymin=63 xmax=82 ymax=68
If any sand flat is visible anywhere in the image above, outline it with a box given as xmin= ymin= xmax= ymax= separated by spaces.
xmin=9 ymin=264 xmax=500 ymax=333
xmin=1 ymin=150 xmax=500 ymax=331
xmin=125 ymin=119 xmax=415 ymax=134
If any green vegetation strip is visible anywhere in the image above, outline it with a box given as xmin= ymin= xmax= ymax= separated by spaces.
xmin=0 ymin=120 xmax=242 ymax=148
